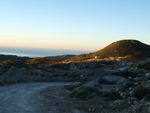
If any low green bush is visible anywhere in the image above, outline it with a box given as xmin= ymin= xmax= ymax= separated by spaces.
xmin=131 ymin=86 xmax=150 ymax=99
xmin=102 ymin=90 xmax=122 ymax=100
xmin=70 ymin=87 xmax=100 ymax=100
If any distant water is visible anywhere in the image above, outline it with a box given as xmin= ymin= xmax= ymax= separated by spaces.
xmin=0 ymin=47 xmax=91 ymax=58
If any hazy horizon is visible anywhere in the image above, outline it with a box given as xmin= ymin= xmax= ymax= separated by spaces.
xmin=0 ymin=46 xmax=91 ymax=57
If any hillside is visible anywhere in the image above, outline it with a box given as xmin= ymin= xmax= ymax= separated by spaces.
xmin=25 ymin=55 xmax=75 ymax=66
xmin=66 ymin=40 xmax=150 ymax=61
xmin=0 ymin=54 xmax=30 ymax=61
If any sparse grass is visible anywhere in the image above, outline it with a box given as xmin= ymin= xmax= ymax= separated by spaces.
xmin=70 ymin=87 xmax=101 ymax=100
xmin=131 ymin=86 xmax=150 ymax=99
xmin=99 ymin=78 xmax=116 ymax=85
xmin=102 ymin=90 xmax=122 ymax=100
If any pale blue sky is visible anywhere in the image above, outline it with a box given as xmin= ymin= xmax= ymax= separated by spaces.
xmin=0 ymin=0 xmax=149 ymax=51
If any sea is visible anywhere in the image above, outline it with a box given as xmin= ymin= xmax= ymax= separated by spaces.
xmin=0 ymin=46 xmax=91 ymax=58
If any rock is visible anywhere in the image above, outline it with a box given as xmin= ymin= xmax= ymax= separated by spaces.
xmin=120 ymin=92 xmax=126 ymax=99
xmin=133 ymin=77 xmax=141 ymax=81
xmin=129 ymin=90 xmax=133 ymax=96
xmin=145 ymin=83 xmax=150 ymax=87
xmin=145 ymin=73 xmax=150 ymax=77
xmin=128 ymin=76 xmax=133 ymax=80
xmin=88 ymin=107 xmax=94 ymax=112
xmin=129 ymin=87 xmax=132 ymax=90
xmin=119 ymin=67 xmax=128 ymax=71
xmin=116 ymin=88 xmax=119 ymax=92
xmin=134 ymin=82 xmax=139 ymax=86
xmin=102 ymin=75 xmax=129 ymax=85
xmin=128 ymin=101 xmax=131 ymax=105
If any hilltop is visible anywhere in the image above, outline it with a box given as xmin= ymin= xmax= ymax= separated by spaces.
xmin=66 ymin=40 xmax=150 ymax=61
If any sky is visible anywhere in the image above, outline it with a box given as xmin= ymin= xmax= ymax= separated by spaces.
xmin=0 ymin=0 xmax=150 ymax=51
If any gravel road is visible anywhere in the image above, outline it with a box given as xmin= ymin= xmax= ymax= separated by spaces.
xmin=0 ymin=82 xmax=76 ymax=113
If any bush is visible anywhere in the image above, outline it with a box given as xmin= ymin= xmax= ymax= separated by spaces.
xmin=70 ymin=87 xmax=100 ymax=100
xmin=111 ymin=70 xmax=137 ymax=78
xmin=64 ymin=84 xmax=80 ymax=90
xmin=102 ymin=90 xmax=122 ymax=100
xmin=51 ymin=64 xmax=70 ymax=70
xmin=99 ymin=78 xmax=116 ymax=85
xmin=138 ymin=63 xmax=150 ymax=70
xmin=62 ymin=73 xmax=80 ymax=78
xmin=131 ymin=86 xmax=150 ymax=99
xmin=145 ymin=94 xmax=150 ymax=101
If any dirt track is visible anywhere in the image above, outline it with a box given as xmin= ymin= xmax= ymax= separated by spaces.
xmin=0 ymin=82 xmax=83 ymax=113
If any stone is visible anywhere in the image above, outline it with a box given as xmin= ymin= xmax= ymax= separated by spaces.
xmin=133 ymin=77 xmax=140 ymax=81
xmin=128 ymin=76 xmax=133 ymax=80
xmin=145 ymin=83 xmax=150 ymax=87
xmin=129 ymin=90 xmax=133 ymax=96
xmin=134 ymin=82 xmax=139 ymax=86
xmin=129 ymin=87 xmax=132 ymax=90
xmin=102 ymin=75 xmax=129 ymax=85
xmin=145 ymin=73 xmax=150 ymax=77
xmin=116 ymin=88 xmax=119 ymax=92
xmin=128 ymin=101 xmax=131 ymax=105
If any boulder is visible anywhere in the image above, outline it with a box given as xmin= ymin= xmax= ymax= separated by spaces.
xmin=102 ymin=75 xmax=129 ymax=85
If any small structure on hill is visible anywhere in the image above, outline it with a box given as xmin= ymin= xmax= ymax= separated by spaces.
xmin=95 ymin=56 xmax=100 ymax=59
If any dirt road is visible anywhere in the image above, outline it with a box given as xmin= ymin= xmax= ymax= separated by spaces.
xmin=0 ymin=82 xmax=83 ymax=113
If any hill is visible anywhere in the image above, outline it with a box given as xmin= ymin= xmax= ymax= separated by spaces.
xmin=66 ymin=40 xmax=150 ymax=61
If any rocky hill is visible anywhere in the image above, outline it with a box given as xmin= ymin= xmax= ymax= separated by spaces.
xmin=66 ymin=40 xmax=150 ymax=61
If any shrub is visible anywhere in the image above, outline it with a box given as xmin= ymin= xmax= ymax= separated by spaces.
xmin=62 ymin=73 xmax=80 ymax=78
xmin=64 ymin=84 xmax=80 ymax=90
xmin=131 ymin=86 xmax=150 ymax=99
xmin=99 ymin=78 xmax=116 ymax=85
xmin=51 ymin=63 xmax=70 ymax=70
xmin=145 ymin=94 xmax=150 ymax=101
xmin=102 ymin=90 xmax=122 ymax=100
xmin=138 ymin=63 xmax=150 ymax=70
xmin=111 ymin=70 xmax=137 ymax=78
xmin=70 ymin=87 xmax=100 ymax=100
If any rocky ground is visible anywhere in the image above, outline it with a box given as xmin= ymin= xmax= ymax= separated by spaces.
xmin=0 ymin=59 xmax=129 ymax=84
xmin=0 ymin=58 xmax=150 ymax=112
